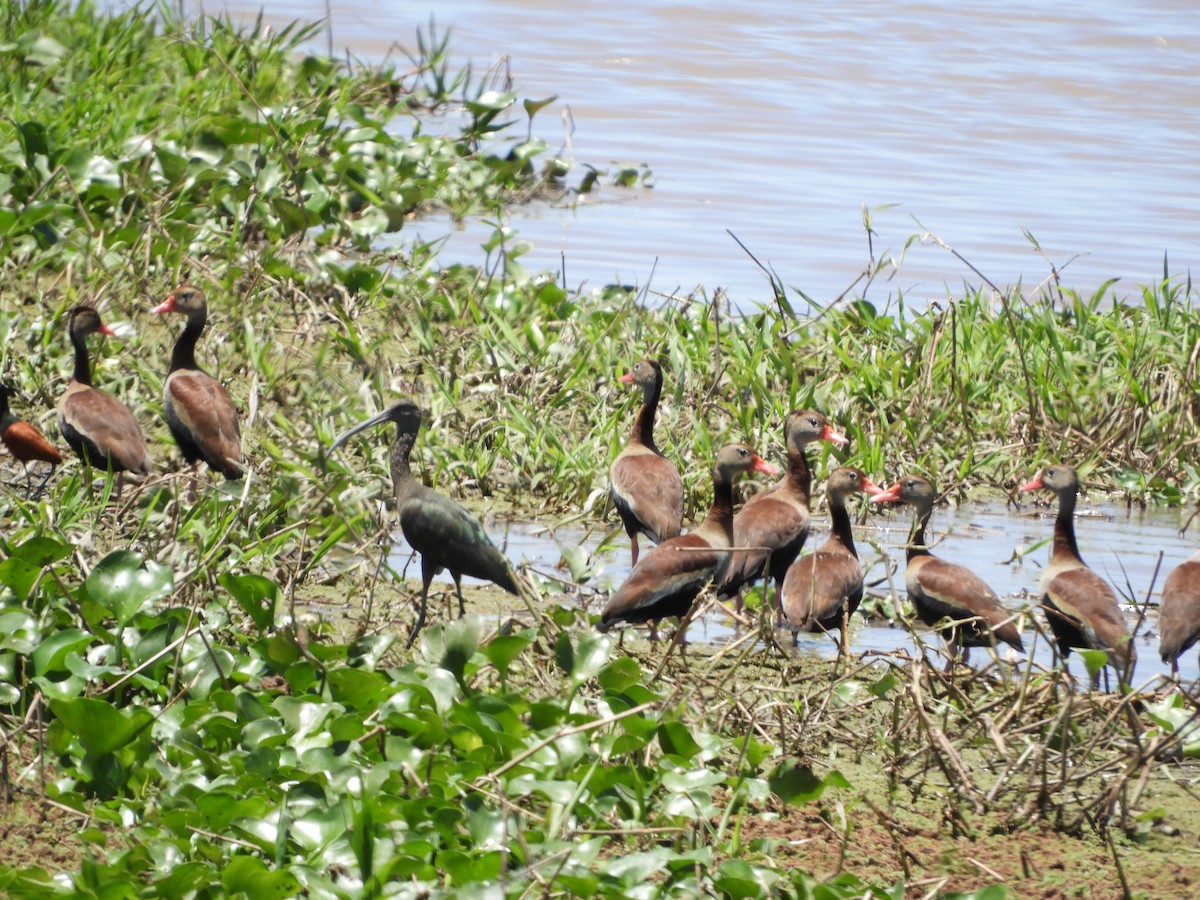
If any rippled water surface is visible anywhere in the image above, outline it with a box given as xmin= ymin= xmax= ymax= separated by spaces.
xmin=197 ymin=0 xmax=1200 ymax=305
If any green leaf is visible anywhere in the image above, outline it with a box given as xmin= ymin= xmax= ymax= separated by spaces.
xmin=218 ymin=573 xmax=278 ymax=632
xmin=769 ymin=761 xmax=842 ymax=805
xmin=482 ymin=631 xmax=535 ymax=681
xmin=1078 ymin=648 xmax=1109 ymax=680
xmin=48 ymin=697 xmax=153 ymax=757
xmin=31 ymin=628 xmax=92 ymax=676
xmin=85 ymin=550 xmax=173 ymax=626
xmin=657 ymin=720 xmax=701 ymax=760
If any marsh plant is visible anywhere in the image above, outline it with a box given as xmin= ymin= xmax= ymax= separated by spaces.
xmin=0 ymin=2 xmax=1198 ymax=898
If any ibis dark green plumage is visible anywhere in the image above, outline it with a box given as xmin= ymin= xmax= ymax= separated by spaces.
xmin=332 ymin=399 xmax=522 ymax=646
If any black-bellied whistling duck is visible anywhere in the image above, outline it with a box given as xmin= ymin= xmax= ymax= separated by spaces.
xmin=57 ymin=307 xmax=151 ymax=488
xmin=1159 ymin=550 xmax=1200 ymax=678
xmin=780 ymin=466 xmax=883 ymax=659
xmin=718 ymin=409 xmax=847 ymax=621
xmin=599 ymin=444 xmax=777 ymax=633
xmin=332 ymin=399 xmax=525 ymax=647
xmin=0 ymin=384 xmax=62 ymax=497
xmin=1020 ymin=465 xmax=1135 ymax=683
xmin=609 ymin=359 xmax=684 ymax=567
xmin=152 ymin=285 xmax=243 ymax=492
xmin=871 ymin=475 xmax=1024 ymax=667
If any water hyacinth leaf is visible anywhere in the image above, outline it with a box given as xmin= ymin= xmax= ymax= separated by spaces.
xmin=555 ymin=631 xmax=611 ymax=686
xmin=220 ymin=855 xmax=301 ymax=898
xmin=715 ymin=859 xmax=780 ymax=899
xmin=657 ymin=720 xmax=701 ymax=760
xmin=49 ymin=697 xmax=153 ymax=757
xmin=85 ymin=550 xmax=173 ymax=626
xmin=0 ymin=611 xmax=38 ymax=655
xmin=348 ymin=632 xmax=396 ymax=670
xmin=769 ymin=761 xmax=847 ymax=806
xmin=1144 ymin=691 xmax=1200 ymax=757
xmin=13 ymin=535 xmax=73 ymax=567
xmin=597 ymin=655 xmax=642 ymax=691
xmin=30 ymin=628 xmax=92 ymax=676
xmin=0 ymin=556 xmax=40 ymax=607
xmin=482 ymin=630 xmax=535 ymax=682
xmin=218 ymin=572 xmax=278 ymax=632
xmin=558 ymin=543 xmax=594 ymax=583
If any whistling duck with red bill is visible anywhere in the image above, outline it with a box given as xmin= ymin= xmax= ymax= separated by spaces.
xmin=781 ymin=466 xmax=883 ymax=659
xmin=332 ymin=399 xmax=525 ymax=647
xmin=609 ymin=359 xmax=684 ymax=567
xmin=718 ymin=409 xmax=847 ymax=622
xmin=872 ymin=474 xmax=1024 ymax=667
xmin=600 ymin=444 xmax=777 ymax=632
xmin=1159 ymin=550 xmax=1200 ymax=678
xmin=1020 ymin=465 xmax=1135 ymax=682
xmin=0 ymin=383 xmax=62 ymax=497
xmin=153 ymin=285 xmax=243 ymax=487
xmin=57 ymin=307 xmax=151 ymax=485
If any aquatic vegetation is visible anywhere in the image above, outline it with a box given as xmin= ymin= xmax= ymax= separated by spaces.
xmin=0 ymin=2 xmax=1198 ymax=897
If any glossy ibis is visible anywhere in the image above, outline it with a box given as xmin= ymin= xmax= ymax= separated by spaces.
xmin=0 ymin=383 xmax=62 ymax=497
xmin=599 ymin=443 xmax=777 ymax=635
xmin=609 ymin=359 xmax=684 ymax=566
xmin=332 ymin=399 xmax=525 ymax=647
xmin=780 ymin=466 xmax=883 ymax=661
xmin=57 ymin=307 xmax=151 ymax=491
xmin=1020 ymin=465 xmax=1135 ymax=684
xmin=872 ymin=474 xmax=1024 ymax=668
xmin=718 ymin=409 xmax=847 ymax=622
xmin=152 ymin=284 xmax=243 ymax=493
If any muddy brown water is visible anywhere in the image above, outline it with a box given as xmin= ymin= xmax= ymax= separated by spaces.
xmin=389 ymin=496 xmax=1200 ymax=686
xmin=196 ymin=0 xmax=1200 ymax=307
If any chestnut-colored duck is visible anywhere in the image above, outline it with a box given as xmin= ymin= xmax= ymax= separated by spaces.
xmin=1159 ymin=550 xmax=1200 ymax=677
xmin=872 ymin=475 xmax=1024 ymax=666
xmin=57 ymin=307 xmax=151 ymax=484
xmin=153 ymin=285 xmax=243 ymax=486
xmin=1020 ymin=465 xmax=1135 ymax=681
xmin=780 ymin=466 xmax=883 ymax=657
xmin=599 ymin=444 xmax=777 ymax=632
xmin=609 ymin=359 xmax=684 ymax=567
xmin=332 ymin=399 xmax=524 ymax=647
xmin=0 ymin=384 xmax=62 ymax=497
xmin=718 ymin=409 xmax=847 ymax=620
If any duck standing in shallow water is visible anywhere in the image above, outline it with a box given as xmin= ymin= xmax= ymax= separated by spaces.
xmin=872 ymin=474 xmax=1024 ymax=668
xmin=608 ymin=359 xmax=685 ymax=567
xmin=600 ymin=444 xmax=777 ymax=636
xmin=1020 ymin=464 xmax=1135 ymax=685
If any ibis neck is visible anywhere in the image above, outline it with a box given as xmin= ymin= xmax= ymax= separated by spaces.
xmin=389 ymin=428 xmax=419 ymax=501
xmin=169 ymin=312 xmax=206 ymax=374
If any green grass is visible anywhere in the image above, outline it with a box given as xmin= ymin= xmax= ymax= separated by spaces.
xmin=0 ymin=2 xmax=1198 ymax=897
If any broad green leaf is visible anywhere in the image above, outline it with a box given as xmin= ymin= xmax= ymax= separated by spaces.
xmin=31 ymin=628 xmax=92 ymax=676
xmin=218 ymin=573 xmax=278 ymax=632
xmin=49 ymin=697 xmax=153 ymax=757
xmin=85 ymin=550 xmax=173 ymax=626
